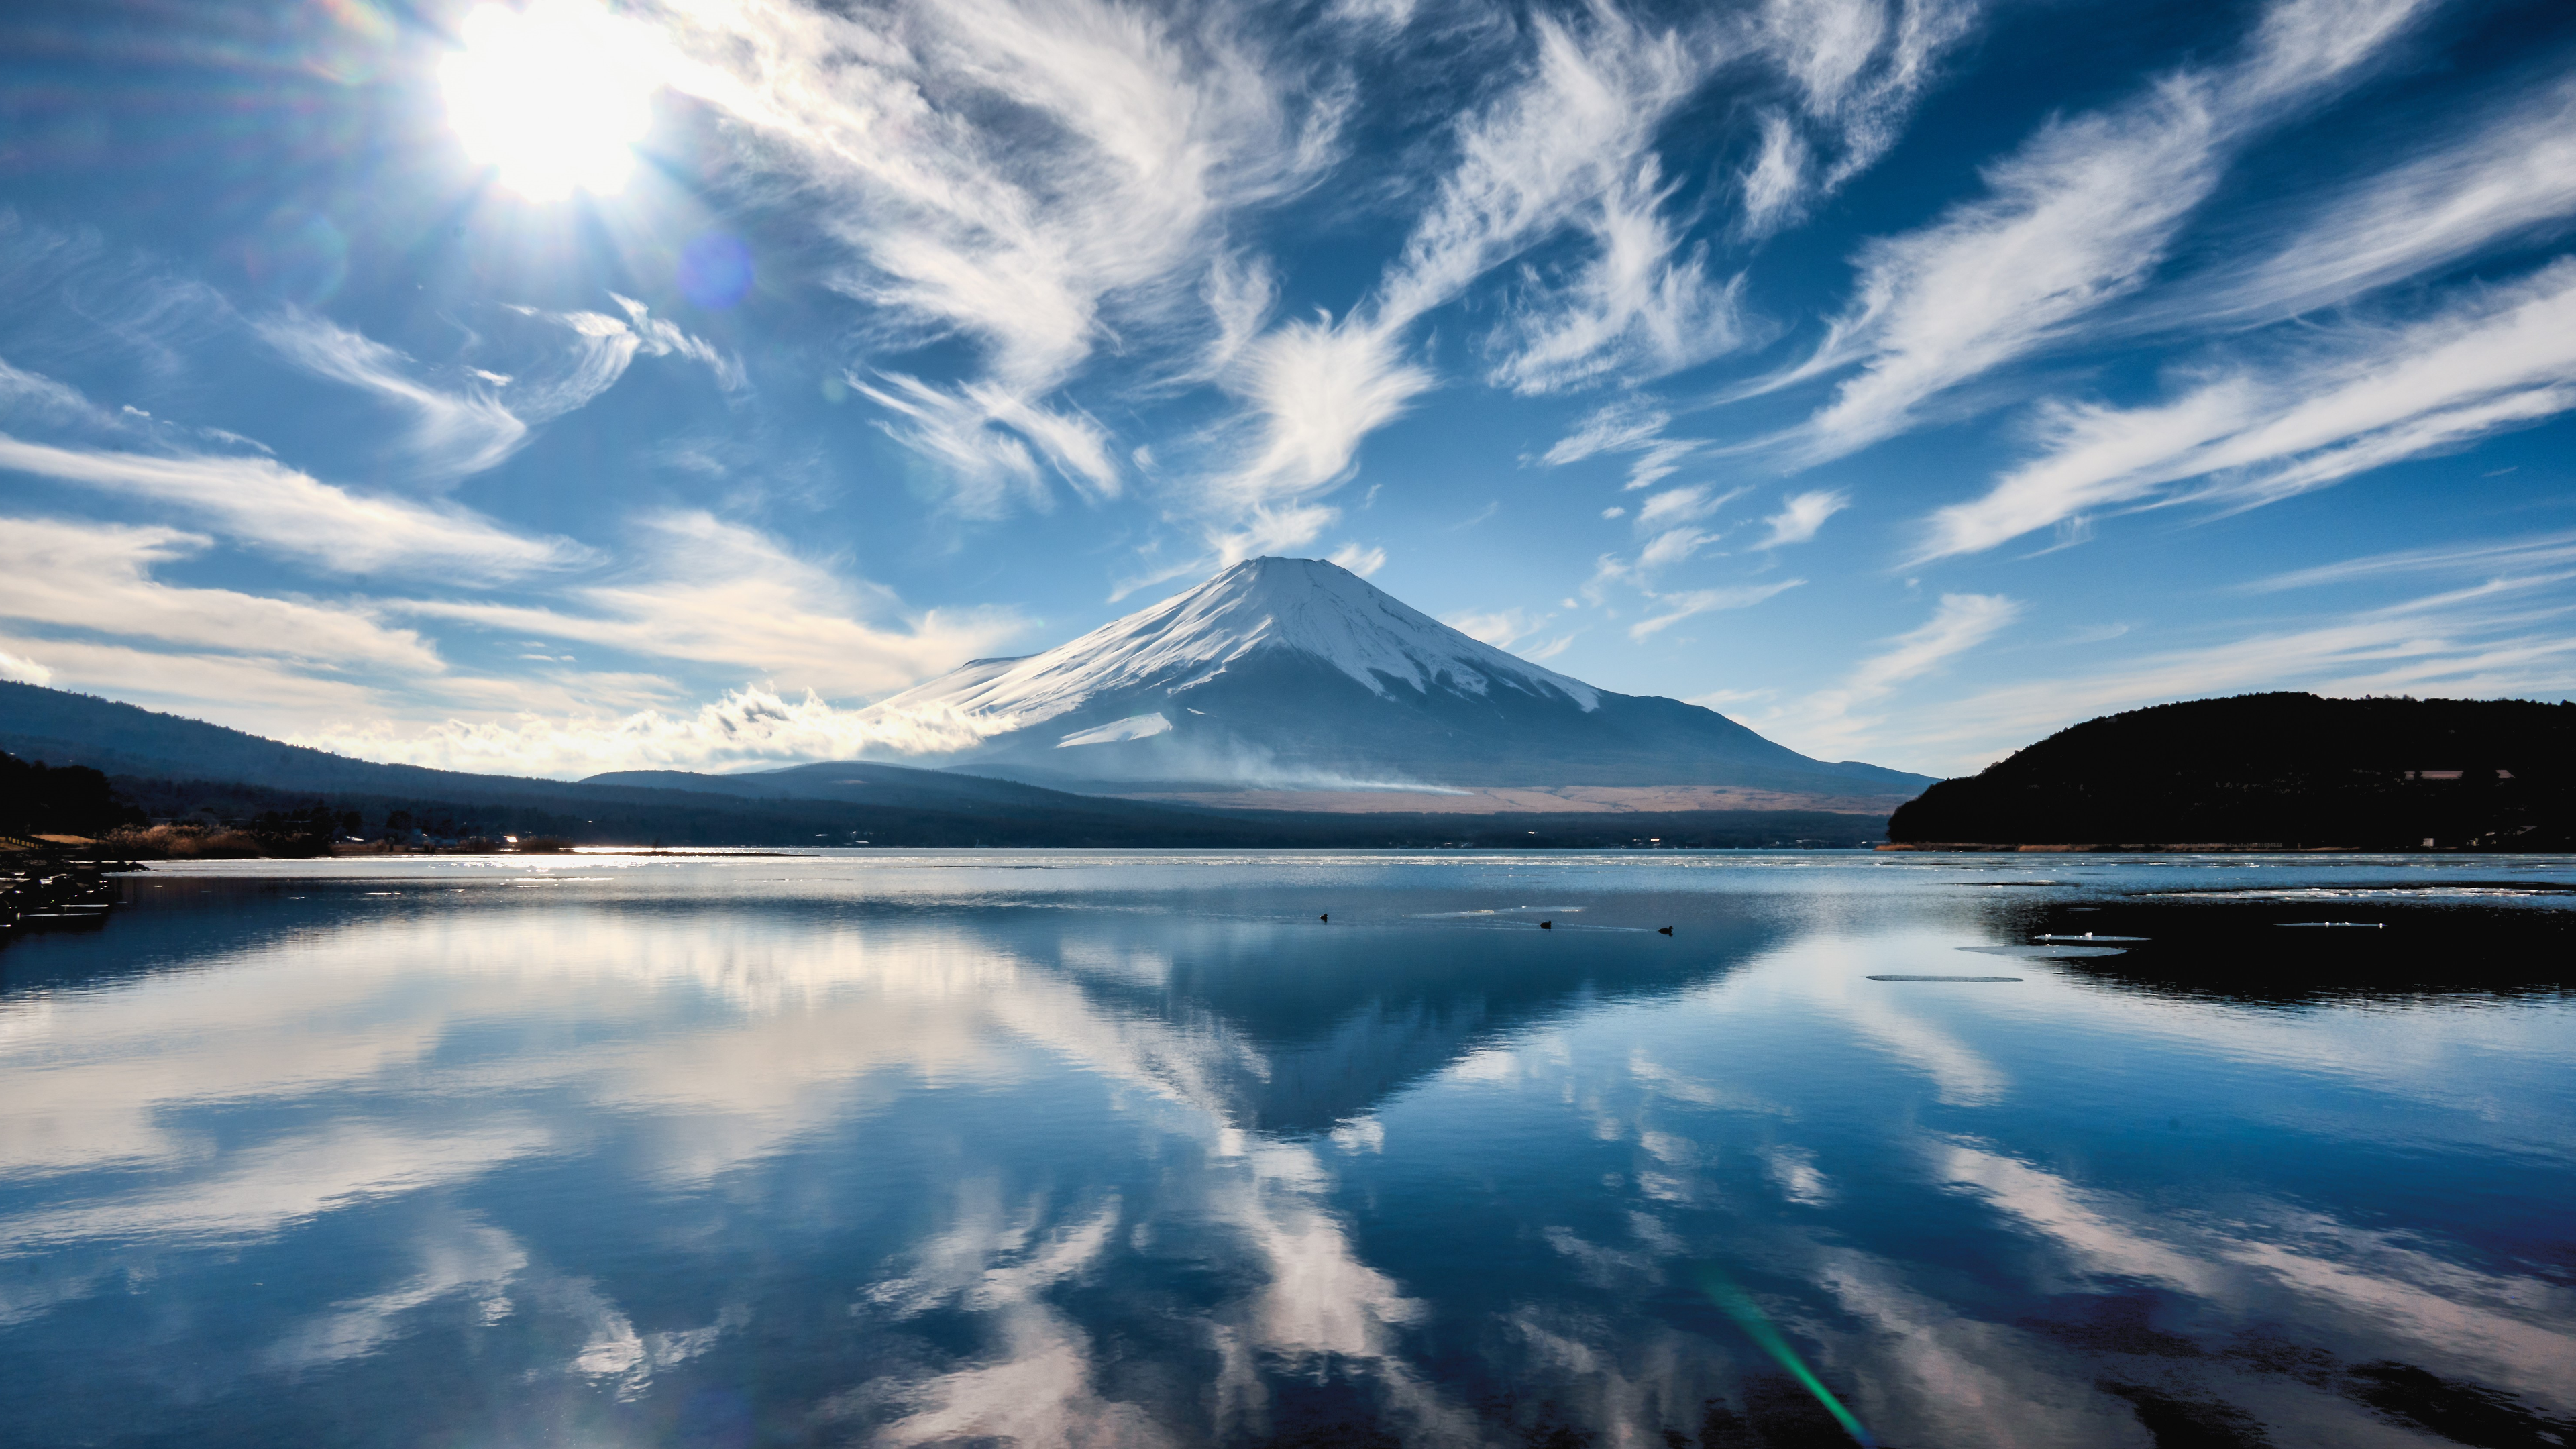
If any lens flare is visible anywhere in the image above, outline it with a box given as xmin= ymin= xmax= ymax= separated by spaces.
xmin=1700 ymin=1267 xmax=1876 ymax=1446
xmin=677 ymin=233 xmax=755 ymax=309
xmin=440 ymin=1 xmax=661 ymax=200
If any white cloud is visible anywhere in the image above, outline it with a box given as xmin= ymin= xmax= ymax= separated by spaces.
xmin=0 ymin=354 xmax=105 ymax=428
xmin=1538 ymin=400 xmax=1709 ymax=491
xmin=0 ymin=633 xmax=392 ymax=722
xmin=1442 ymin=607 xmax=1553 ymax=649
xmin=1747 ymin=0 xmax=1982 ymax=231
xmin=1487 ymin=160 xmax=1752 ymax=394
xmin=256 ymin=311 xmax=529 ymax=480
xmin=0 ymin=649 xmax=52 ymax=686
xmin=1758 ymin=488 xmax=1849 ymax=547
xmin=1628 ymin=578 xmax=1804 ymax=638
xmin=0 ymin=433 xmax=582 ymax=579
xmin=1756 ymin=0 xmax=2433 ymax=461
xmin=392 ymin=511 xmax=1024 ymax=701
xmin=1635 ymin=483 xmax=1739 ymax=530
xmin=1205 ymin=316 xmax=1434 ymax=549
xmin=2244 ymin=527 xmax=2576 ymax=594
xmin=1359 ymin=9 xmax=1747 ymax=396
xmin=1542 ymin=399 xmax=1671 ymax=465
xmin=2161 ymin=74 xmax=2576 ymax=326
xmin=1884 ymin=578 xmax=2576 ymax=769
xmin=1916 ymin=258 xmax=2576 ymax=561
xmin=1739 ymin=109 xmax=1813 ymax=237
xmin=854 ymin=373 xmax=1122 ymax=517
xmin=1764 ymin=592 xmax=2018 ymax=755
xmin=1374 ymin=8 xmax=1717 ymax=331
xmin=608 ymin=294 xmax=748 ymax=392
xmin=1636 ymin=527 xmax=1718 ymax=570
xmin=1198 ymin=250 xmax=1279 ymax=382
xmin=1327 ymin=542 xmax=1387 ymax=578
xmin=0 ymin=516 xmax=443 ymax=675
xmin=296 ymin=683 xmax=973 ymax=777
xmin=648 ymin=0 xmax=1340 ymax=510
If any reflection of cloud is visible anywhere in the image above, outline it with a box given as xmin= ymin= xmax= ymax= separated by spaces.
xmin=1939 ymin=1143 xmax=2217 ymax=1292
xmin=1765 ymin=1144 xmax=1833 ymax=1205
xmin=266 ymin=1218 xmax=527 ymax=1371
xmin=0 ymin=892 xmax=1481 ymax=1441
xmin=1809 ymin=1246 xmax=2146 ymax=1448
xmin=1941 ymin=1140 xmax=2576 ymax=1402
xmin=873 ymin=1301 xmax=1176 ymax=1449
xmin=0 ymin=1120 xmax=555 ymax=1252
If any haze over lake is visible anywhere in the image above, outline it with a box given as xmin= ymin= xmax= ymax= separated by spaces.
xmin=3 ymin=852 xmax=2572 ymax=1448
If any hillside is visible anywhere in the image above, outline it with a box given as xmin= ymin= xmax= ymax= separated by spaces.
xmin=0 ymin=684 xmax=1894 ymax=849
xmin=1888 ymin=694 xmax=2576 ymax=849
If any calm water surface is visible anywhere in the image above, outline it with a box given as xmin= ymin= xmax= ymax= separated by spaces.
xmin=3 ymin=851 xmax=2572 ymax=1448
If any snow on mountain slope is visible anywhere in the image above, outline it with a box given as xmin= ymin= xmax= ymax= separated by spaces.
xmin=861 ymin=556 xmax=1597 ymax=741
xmin=849 ymin=557 xmax=1931 ymax=793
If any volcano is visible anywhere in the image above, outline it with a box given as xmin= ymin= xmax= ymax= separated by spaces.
xmin=847 ymin=557 xmax=1930 ymax=800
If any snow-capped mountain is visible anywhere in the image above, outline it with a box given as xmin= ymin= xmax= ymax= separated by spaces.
xmin=857 ymin=557 xmax=1930 ymax=794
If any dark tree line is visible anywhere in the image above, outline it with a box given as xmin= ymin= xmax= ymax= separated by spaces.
xmin=1891 ymin=694 xmax=2576 ymax=849
xmin=1 ymin=752 xmax=144 ymax=838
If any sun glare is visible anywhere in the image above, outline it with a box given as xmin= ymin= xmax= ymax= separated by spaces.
xmin=441 ymin=1 xmax=661 ymax=200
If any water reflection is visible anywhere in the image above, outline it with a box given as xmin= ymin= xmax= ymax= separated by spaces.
xmin=0 ymin=853 xmax=2571 ymax=1448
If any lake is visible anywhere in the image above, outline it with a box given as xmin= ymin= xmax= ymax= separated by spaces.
xmin=2 ymin=851 xmax=2572 ymax=1448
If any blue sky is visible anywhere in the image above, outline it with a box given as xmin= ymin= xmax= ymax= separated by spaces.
xmin=0 ymin=0 xmax=2570 ymax=779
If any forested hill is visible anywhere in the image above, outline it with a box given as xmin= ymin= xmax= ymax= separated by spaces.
xmin=1888 ymin=694 xmax=2576 ymax=850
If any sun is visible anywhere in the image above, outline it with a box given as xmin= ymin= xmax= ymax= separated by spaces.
xmin=441 ymin=1 xmax=661 ymax=200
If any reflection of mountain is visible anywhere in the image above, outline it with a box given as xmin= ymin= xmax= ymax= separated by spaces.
xmin=1046 ymin=911 xmax=1788 ymax=1134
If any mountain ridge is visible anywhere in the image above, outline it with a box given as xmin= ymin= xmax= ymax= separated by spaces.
xmin=0 ymin=681 xmax=1899 ymax=849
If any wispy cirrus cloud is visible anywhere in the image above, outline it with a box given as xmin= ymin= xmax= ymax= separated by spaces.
xmin=392 ymin=511 xmax=1024 ymax=700
xmin=1915 ymin=257 xmax=2576 ymax=561
xmin=1757 ymin=488 xmax=1849 ymax=547
xmin=1739 ymin=0 xmax=1982 ymax=235
xmin=1487 ymin=158 xmax=1752 ymax=394
xmin=0 ymin=515 xmax=441 ymax=674
xmin=2151 ymin=72 xmax=2576 ymax=327
xmin=1538 ymin=398 xmax=1707 ymax=491
xmin=1886 ymin=577 xmax=2576 ymax=769
xmin=651 ymin=0 xmax=1342 ymax=519
xmin=0 ymin=432 xmax=582 ymax=579
xmin=1752 ymin=0 xmax=2434 ymax=461
xmin=1391 ymin=7 xmax=1750 ymax=396
xmin=1627 ymin=578 xmax=1805 ymax=639
xmin=2243 ymin=527 xmax=2576 ymax=594
xmin=852 ymin=372 xmax=1123 ymax=518
xmin=255 ymin=311 xmax=529 ymax=481
xmin=1764 ymin=592 xmax=2019 ymax=757
xmin=1373 ymin=6 xmax=1717 ymax=333
xmin=258 ymin=301 xmax=735 ymax=484
xmin=1185 ymin=5 xmax=1733 ymax=559
xmin=1199 ymin=315 xmax=1435 ymax=560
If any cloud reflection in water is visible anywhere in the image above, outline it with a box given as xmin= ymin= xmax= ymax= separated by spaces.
xmin=0 ymin=854 xmax=2568 ymax=1447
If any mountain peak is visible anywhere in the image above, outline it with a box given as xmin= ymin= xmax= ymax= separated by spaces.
xmin=847 ymin=557 xmax=1931 ymax=794
xmin=863 ymin=555 xmax=1597 ymax=745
